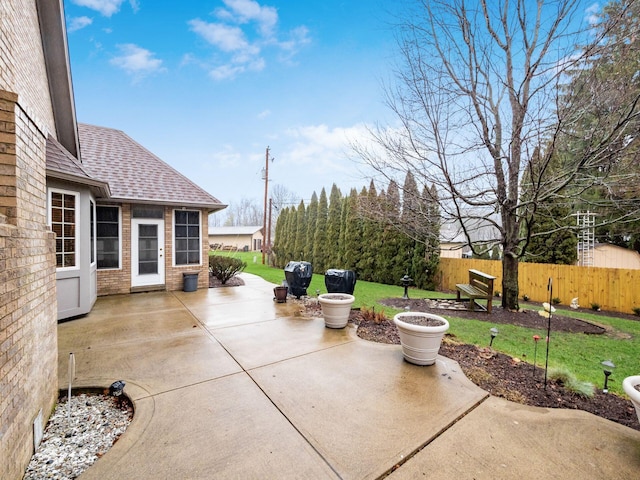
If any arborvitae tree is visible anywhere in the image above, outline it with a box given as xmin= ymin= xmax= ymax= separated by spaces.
xmin=303 ymin=192 xmax=318 ymax=263
xmin=272 ymin=207 xmax=289 ymax=268
xmin=313 ymin=188 xmax=329 ymax=273
xmin=377 ymin=183 xmax=402 ymax=284
xmin=283 ymin=205 xmax=296 ymax=263
xmin=397 ymin=172 xmax=419 ymax=276
xmin=342 ymin=188 xmax=363 ymax=272
xmin=358 ymin=181 xmax=382 ymax=281
xmin=338 ymin=190 xmax=350 ymax=266
xmin=325 ymin=184 xmax=343 ymax=269
xmin=293 ymin=200 xmax=306 ymax=260
xmin=413 ymin=184 xmax=441 ymax=290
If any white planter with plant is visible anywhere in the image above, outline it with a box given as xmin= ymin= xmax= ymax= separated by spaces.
xmin=393 ymin=312 xmax=449 ymax=366
xmin=318 ymin=293 xmax=355 ymax=329
xmin=622 ymin=376 xmax=640 ymax=423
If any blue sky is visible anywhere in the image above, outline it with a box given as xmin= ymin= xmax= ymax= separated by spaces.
xmin=64 ymin=0 xmax=398 ymax=221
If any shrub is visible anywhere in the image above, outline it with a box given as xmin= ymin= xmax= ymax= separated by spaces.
xmin=361 ymin=307 xmax=388 ymax=324
xmin=548 ymin=367 xmax=594 ymax=398
xmin=552 ymin=297 xmax=561 ymax=305
xmin=209 ymin=255 xmax=247 ymax=284
xmin=590 ymin=302 xmax=601 ymax=311
xmin=633 ymin=307 xmax=640 ymax=317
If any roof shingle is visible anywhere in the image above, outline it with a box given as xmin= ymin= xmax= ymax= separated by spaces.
xmin=78 ymin=124 xmax=225 ymax=210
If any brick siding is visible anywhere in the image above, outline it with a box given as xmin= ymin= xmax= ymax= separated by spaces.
xmin=0 ymin=0 xmax=59 ymax=477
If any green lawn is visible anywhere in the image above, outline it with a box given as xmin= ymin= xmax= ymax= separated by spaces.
xmin=211 ymin=250 xmax=639 ymax=395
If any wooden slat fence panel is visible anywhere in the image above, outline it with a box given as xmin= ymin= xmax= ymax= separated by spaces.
xmin=438 ymin=258 xmax=640 ymax=314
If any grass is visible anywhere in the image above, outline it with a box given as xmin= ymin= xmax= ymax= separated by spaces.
xmin=211 ymin=250 xmax=639 ymax=396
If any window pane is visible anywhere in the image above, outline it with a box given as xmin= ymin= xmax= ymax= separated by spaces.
xmin=132 ymin=205 xmax=163 ymax=218
xmin=175 ymin=210 xmax=187 ymax=224
xmin=97 ymin=206 xmax=120 ymax=269
xmin=187 ymin=211 xmax=199 ymax=223
xmin=97 ymin=207 xmax=118 ymax=222
xmin=174 ymin=210 xmax=200 ymax=265
xmin=175 ymin=252 xmax=187 ymax=265
xmin=51 ymin=208 xmax=62 ymax=222
xmin=51 ymin=193 xmax=62 ymax=207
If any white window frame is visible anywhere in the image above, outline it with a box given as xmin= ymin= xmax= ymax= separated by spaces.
xmin=96 ymin=205 xmax=122 ymax=270
xmin=172 ymin=209 xmax=202 ymax=266
xmin=48 ymin=187 xmax=79 ymax=271
xmin=90 ymin=199 xmax=96 ymax=267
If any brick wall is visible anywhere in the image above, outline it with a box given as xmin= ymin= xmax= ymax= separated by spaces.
xmin=0 ymin=1 xmax=59 ymax=478
xmin=0 ymin=93 xmax=58 ymax=480
xmin=97 ymin=205 xmax=210 ymax=294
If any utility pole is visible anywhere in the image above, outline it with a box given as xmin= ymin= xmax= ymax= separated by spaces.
xmin=267 ymin=198 xmax=273 ymax=257
xmin=262 ymin=146 xmax=270 ymax=264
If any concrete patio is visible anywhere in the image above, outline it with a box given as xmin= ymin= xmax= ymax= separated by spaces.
xmin=57 ymin=273 xmax=640 ymax=479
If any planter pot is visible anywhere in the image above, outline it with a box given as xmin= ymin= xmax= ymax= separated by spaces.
xmin=318 ymin=293 xmax=355 ymax=329
xmin=273 ymin=286 xmax=288 ymax=303
xmin=623 ymin=376 xmax=640 ymax=424
xmin=393 ymin=312 xmax=450 ymax=366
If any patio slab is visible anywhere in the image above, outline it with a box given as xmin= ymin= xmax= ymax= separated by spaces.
xmin=250 ymin=340 xmax=488 ymax=480
xmin=57 ymin=274 xmax=640 ymax=479
xmin=79 ymin=374 xmax=339 ymax=480
xmin=211 ymin=316 xmax=354 ymax=370
xmin=58 ymin=313 xmax=242 ymax=398
xmin=388 ymin=396 xmax=640 ymax=480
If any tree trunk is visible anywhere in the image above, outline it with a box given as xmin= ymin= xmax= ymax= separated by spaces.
xmin=501 ymin=253 xmax=519 ymax=311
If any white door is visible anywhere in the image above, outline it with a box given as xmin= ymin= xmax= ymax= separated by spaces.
xmin=131 ymin=219 xmax=165 ymax=287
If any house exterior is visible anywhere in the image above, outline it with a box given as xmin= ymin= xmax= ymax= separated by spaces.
xmin=1 ymin=0 xmax=69 ymax=477
xmin=1 ymin=1 xmax=225 ymax=477
xmin=209 ymin=225 xmax=264 ymax=252
xmin=63 ymin=123 xmax=225 ymax=303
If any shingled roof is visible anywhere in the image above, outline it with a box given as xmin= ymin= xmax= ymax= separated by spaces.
xmin=46 ymin=134 xmax=110 ymax=197
xmin=78 ymin=124 xmax=226 ymax=211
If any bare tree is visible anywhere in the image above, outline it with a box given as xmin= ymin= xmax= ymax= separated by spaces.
xmin=356 ymin=0 xmax=640 ymax=309
xmin=223 ymin=197 xmax=263 ymax=226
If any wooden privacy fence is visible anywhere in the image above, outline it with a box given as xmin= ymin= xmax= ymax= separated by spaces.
xmin=437 ymin=257 xmax=640 ymax=314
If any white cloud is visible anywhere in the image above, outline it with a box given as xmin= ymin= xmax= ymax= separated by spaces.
xmin=218 ymin=0 xmax=278 ymax=37
xmin=189 ymin=19 xmax=252 ymax=53
xmin=110 ymin=44 xmax=165 ymax=80
xmin=68 ymin=16 xmax=93 ymax=32
xmin=188 ymin=1 xmax=309 ymax=81
xmin=257 ymin=110 xmax=271 ymax=119
xmin=71 ymin=0 xmax=138 ymax=17
xmin=72 ymin=0 xmax=122 ymax=17
xmin=585 ymin=3 xmax=600 ymax=26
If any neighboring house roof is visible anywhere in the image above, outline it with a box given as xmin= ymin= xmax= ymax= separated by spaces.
xmin=46 ymin=135 xmax=110 ymax=197
xmin=78 ymin=124 xmax=226 ymax=211
xmin=440 ymin=215 xmax=501 ymax=244
xmin=209 ymin=226 xmax=263 ymax=236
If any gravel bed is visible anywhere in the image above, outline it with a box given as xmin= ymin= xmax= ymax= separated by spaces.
xmin=23 ymin=393 xmax=133 ymax=480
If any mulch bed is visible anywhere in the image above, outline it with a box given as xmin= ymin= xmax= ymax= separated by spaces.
xmin=379 ymin=297 xmax=606 ymax=334
xmin=304 ymin=299 xmax=639 ymax=431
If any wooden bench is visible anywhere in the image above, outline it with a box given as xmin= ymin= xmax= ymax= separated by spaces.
xmin=456 ymin=269 xmax=496 ymax=313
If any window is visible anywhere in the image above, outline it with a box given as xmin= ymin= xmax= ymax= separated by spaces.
xmin=50 ymin=190 xmax=77 ymax=268
xmin=174 ymin=210 xmax=201 ymax=265
xmin=97 ymin=206 xmax=120 ymax=269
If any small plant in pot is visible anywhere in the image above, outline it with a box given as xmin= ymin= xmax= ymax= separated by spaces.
xmin=393 ymin=312 xmax=450 ymax=366
xmin=318 ymin=293 xmax=355 ymax=329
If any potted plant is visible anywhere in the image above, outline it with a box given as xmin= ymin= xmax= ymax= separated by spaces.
xmin=273 ymin=285 xmax=288 ymax=303
xmin=318 ymin=293 xmax=355 ymax=329
xmin=622 ymin=376 xmax=640 ymax=424
xmin=393 ymin=312 xmax=449 ymax=365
